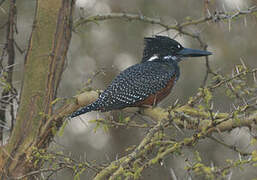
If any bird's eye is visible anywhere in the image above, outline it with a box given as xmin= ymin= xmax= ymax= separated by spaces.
xmin=177 ymin=45 xmax=181 ymax=49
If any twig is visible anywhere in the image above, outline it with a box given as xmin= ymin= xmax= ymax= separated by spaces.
xmin=74 ymin=6 xmax=257 ymax=41
xmin=95 ymin=120 xmax=166 ymax=180
xmin=208 ymin=135 xmax=251 ymax=156
xmin=12 ymin=167 xmax=67 ymax=180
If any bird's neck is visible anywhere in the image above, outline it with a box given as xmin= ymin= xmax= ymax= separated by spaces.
xmin=142 ymin=53 xmax=180 ymax=63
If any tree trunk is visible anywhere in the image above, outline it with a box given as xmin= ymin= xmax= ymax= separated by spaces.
xmin=0 ymin=0 xmax=74 ymax=179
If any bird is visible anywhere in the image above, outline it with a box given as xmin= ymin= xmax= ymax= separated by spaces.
xmin=70 ymin=35 xmax=212 ymax=118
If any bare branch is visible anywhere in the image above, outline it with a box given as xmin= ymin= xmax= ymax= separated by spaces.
xmin=74 ymin=6 xmax=257 ymax=39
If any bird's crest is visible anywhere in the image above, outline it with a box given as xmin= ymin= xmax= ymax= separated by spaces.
xmin=142 ymin=36 xmax=183 ymax=62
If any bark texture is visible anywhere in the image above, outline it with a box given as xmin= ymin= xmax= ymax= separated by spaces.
xmin=0 ymin=0 xmax=74 ymax=179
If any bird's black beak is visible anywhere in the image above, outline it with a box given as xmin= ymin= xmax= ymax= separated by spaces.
xmin=177 ymin=48 xmax=212 ymax=57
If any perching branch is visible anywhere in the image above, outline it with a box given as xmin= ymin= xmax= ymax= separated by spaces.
xmin=44 ymin=64 xmax=257 ymax=179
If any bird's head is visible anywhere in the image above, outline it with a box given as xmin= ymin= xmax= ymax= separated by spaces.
xmin=142 ymin=35 xmax=212 ymax=63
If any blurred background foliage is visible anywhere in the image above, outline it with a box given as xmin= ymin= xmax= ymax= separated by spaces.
xmin=0 ymin=0 xmax=257 ymax=179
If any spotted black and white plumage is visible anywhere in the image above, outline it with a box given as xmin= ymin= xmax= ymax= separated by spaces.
xmin=71 ymin=58 xmax=179 ymax=118
xmin=70 ymin=36 xmax=212 ymax=118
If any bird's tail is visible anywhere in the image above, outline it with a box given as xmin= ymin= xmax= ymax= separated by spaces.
xmin=70 ymin=102 xmax=100 ymax=118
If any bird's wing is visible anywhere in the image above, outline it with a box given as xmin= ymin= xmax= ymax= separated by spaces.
xmin=97 ymin=62 xmax=178 ymax=111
